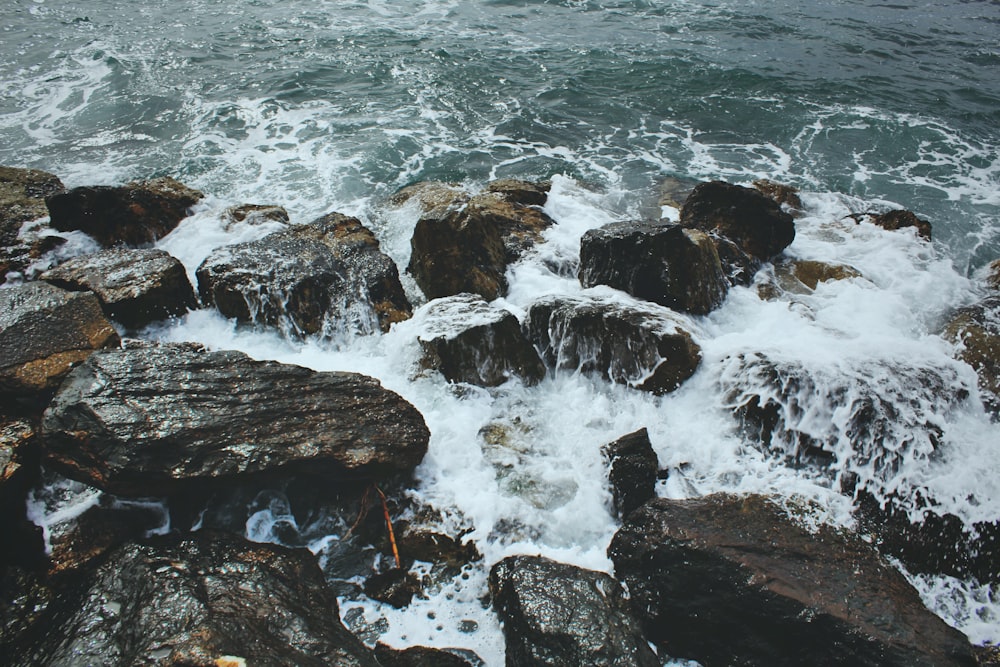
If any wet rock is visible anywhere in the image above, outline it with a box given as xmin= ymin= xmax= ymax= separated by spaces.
xmin=753 ymin=178 xmax=804 ymax=216
xmin=486 ymin=178 xmax=550 ymax=207
xmin=608 ymin=494 xmax=977 ymax=667
xmin=41 ymin=248 xmax=196 ymax=329
xmin=870 ymin=209 xmax=932 ymax=241
xmin=45 ymin=176 xmax=203 ymax=247
xmin=0 ymin=282 xmax=119 ymax=405
xmin=602 ymin=428 xmax=658 ymax=518
xmin=363 ymin=568 xmax=423 ymax=608
xmin=414 ymin=294 xmax=545 ymax=387
xmin=679 ymin=180 xmax=796 ymax=270
xmin=388 ymin=181 xmax=469 ymax=218
xmin=986 ymin=259 xmax=1000 ymax=291
xmin=0 ymin=166 xmax=66 ymax=285
xmin=579 ymin=220 xmax=728 ymax=315
xmin=942 ymin=296 xmax=1000 ymax=416
xmin=221 ymin=203 xmax=289 ymax=230
xmin=40 ymin=343 xmax=430 ymax=497
xmin=526 ymin=294 xmax=701 ymax=394
xmin=374 ymin=644 xmax=478 ymax=667
xmin=657 ymin=175 xmax=700 ymax=212
xmin=758 ymin=258 xmax=863 ymax=299
xmin=0 ymin=419 xmax=44 ymax=567
xmin=467 ymin=191 xmax=555 ymax=263
xmin=489 ymin=554 xmax=659 ymax=667
xmin=4 ymin=532 xmax=379 ymax=667
xmin=197 ymin=212 xmax=411 ymax=336
xmin=0 ymin=565 xmax=58 ymax=664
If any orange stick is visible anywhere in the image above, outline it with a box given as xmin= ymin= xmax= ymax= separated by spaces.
xmin=374 ymin=485 xmax=401 ymax=569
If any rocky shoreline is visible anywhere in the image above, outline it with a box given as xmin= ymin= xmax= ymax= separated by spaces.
xmin=2 ymin=165 xmax=999 ymax=665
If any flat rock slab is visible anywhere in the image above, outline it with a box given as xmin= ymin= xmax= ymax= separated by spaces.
xmin=40 ymin=343 xmax=429 ymax=496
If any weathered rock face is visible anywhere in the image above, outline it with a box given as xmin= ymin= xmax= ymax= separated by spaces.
xmin=222 ymin=203 xmax=290 ymax=230
xmin=579 ymin=220 xmax=728 ymax=315
xmin=466 ymin=191 xmax=555 ymax=264
xmin=0 ymin=166 xmax=66 ymax=284
xmin=486 ymin=178 xmax=550 ymax=207
xmin=197 ymin=212 xmax=412 ymax=337
xmin=489 ymin=555 xmax=660 ymax=667
xmin=5 ymin=532 xmax=379 ymax=667
xmin=603 ymin=428 xmax=658 ymax=518
xmin=45 ymin=177 xmax=203 ymax=247
xmin=679 ymin=180 xmax=796 ymax=270
xmin=41 ymin=248 xmax=196 ymax=329
xmin=609 ymin=495 xmax=977 ymax=667
xmin=374 ymin=644 xmax=477 ymax=667
xmin=414 ymin=294 xmax=545 ymax=387
xmin=526 ymin=294 xmax=701 ymax=394
xmin=871 ymin=209 xmax=932 ymax=241
xmin=40 ymin=343 xmax=430 ymax=496
xmin=753 ymin=178 xmax=804 ymax=216
xmin=0 ymin=419 xmax=44 ymax=567
xmin=0 ymin=282 xmax=119 ymax=401
xmin=942 ymin=296 xmax=1000 ymax=417
xmin=389 ymin=181 xmax=468 ymax=218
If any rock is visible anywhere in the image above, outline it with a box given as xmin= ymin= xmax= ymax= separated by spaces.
xmin=414 ymin=294 xmax=545 ymax=387
xmin=579 ymin=220 xmax=728 ymax=315
xmin=0 ymin=282 xmax=120 ymax=404
xmin=4 ymin=532 xmax=380 ymax=667
xmin=40 ymin=343 xmax=430 ymax=497
xmin=987 ymin=259 xmax=1000 ymax=291
xmin=753 ymin=178 xmax=804 ymax=215
xmin=679 ymin=180 xmax=796 ymax=267
xmin=374 ymin=644 xmax=478 ymax=667
xmin=942 ymin=296 xmax=1000 ymax=416
xmin=657 ymin=175 xmax=701 ymax=211
xmin=467 ymin=191 xmax=555 ymax=263
xmin=486 ymin=178 xmax=550 ymax=207
xmin=388 ymin=181 xmax=469 ymax=218
xmin=45 ymin=176 xmax=203 ymax=247
xmin=0 ymin=419 xmax=44 ymax=567
xmin=489 ymin=554 xmax=659 ymax=667
xmin=197 ymin=212 xmax=411 ymax=336
xmin=363 ymin=568 xmax=422 ymax=608
xmin=602 ymin=428 xmax=657 ymax=518
xmin=41 ymin=248 xmax=196 ymax=329
xmin=222 ymin=203 xmax=289 ymax=230
xmin=526 ymin=294 xmax=701 ymax=394
xmin=0 ymin=565 xmax=57 ymax=662
xmin=870 ymin=209 xmax=932 ymax=241
xmin=758 ymin=258 xmax=863 ymax=298
xmin=0 ymin=166 xmax=66 ymax=285
xmin=608 ymin=495 xmax=978 ymax=667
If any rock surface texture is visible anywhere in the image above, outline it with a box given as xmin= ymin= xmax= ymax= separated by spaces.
xmin=603 ymin=427 xmax=658 ymax=518
xmin=942 ymin=295 xmax=1000 ymax=417
xmin=1 ymin=166 xmax=66 ymax=284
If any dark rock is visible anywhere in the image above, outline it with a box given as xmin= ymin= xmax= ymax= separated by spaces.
xmin=941 ymin=296 xmax=1000 ymax=416
xmin=0 ymin=282 xmax=119 ymax=404
xmin=41 ymin=248 xmax=196 ymax=329
xmin=579 ymin=220 xmax=728 ymax=315
xmin=197 ymin=212 xmax=412 ymax=336
xmin=415 ymin=294 xmax=545 ymax=387
xmin=602 ymin=428 xmax=657 ymax=518
xmin=4 ymin=532 xmax=379 ymax=667
xmin=467 ymin=191 xmax=555 ymax=264
xmin=0 ymin=565 xmax=58 ymax=665
xmin=0 ymin=419 xmax=44 ymax=567
xmin=374 ymin=644 xmax=478 ymax=667
xmin=987 ymin=259 xmax=1000 ymax=291
xmin=1 ymin=167 xmax=66 ymax=285
xmin=609 ymin=495 xmax=977 ymax=667
xmin=363 ymin=568 xmax=422 ymax=608
xmin=870 ymin=209 xmax=932 ymax=241
xmin=489 ymin=554 xmax=659 ymax=667
xmin=486 ymin=178 xmax=550 ymax=208
xmin=680 ymin=180 xmax=796 ymax=264
xmin=526 ymin=294 xmax=701 ymax=394
xmin=222 ymin=203 xmax=289 ymax=230
xmin=40 ymin=343 xmax=429 ymax=496
xmin=45 ymin=176 xmax=203 ymax=247
xmin=394 ymin=524 xmax=480 ymax=573
xmin=753 ymin=178 xmax=804 ymax=216
xmin=758 ymin=258 xmax=863 ymax=299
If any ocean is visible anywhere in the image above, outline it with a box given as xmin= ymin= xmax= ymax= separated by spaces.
xmin=3 ymin=0 xmax=999 ymax=663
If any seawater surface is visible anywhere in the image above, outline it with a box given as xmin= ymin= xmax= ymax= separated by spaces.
xmin=4 ymin=0 xmax=1000 ymax=663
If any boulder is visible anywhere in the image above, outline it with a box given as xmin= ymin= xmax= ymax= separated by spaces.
xmin=602 ymin=428 xmax=658 ymax=518
xmin=489 ymin=555 xmax=659 ymax=667
xmin=374 ymin=644 xmax=477 ymax=667
xmin=942 ymin=296 xmax=1000 ymax=416
xmin=870 ymin=209 xmax=932 ymax=241
xmin=197 ymin=212 xmax=412 ymax=337
xmin=40 ymin=343 xmax=430 ymax=496
xmin=41 ymin=248 xmax=196 ymax=329
xmin=0 ymin=166 xmax=66 ymax=285
xmin=753 ymin=178 xmax=804 ymax=216
xmin=222 ymin=203 xmax=289 ymax=230
xmin=579 ymin=220 xmax=728 ymax=315
xmin=0 ymin=419 xmax=44 ymax=567
xmin=0 ymin=282 xmax=119 ymax=403
xmin=608 ymin=495 xmax=977 ymax=667
xmin=466 ymin=191 xmax=555 ymax=263
xmin=526 ymin=294 xmax=701 ymax=394
xmin=3 ymin=532 xmax=379 ymax=667
xmin=45 ymin=176 xmax=203 ymax=247
xmin=388 ymin=181 xmax=468 ymax=218
xmin=414 ymin=294 xmax=545 ymax=387
xmin=486 ymin=178 xmax=550 ymax=207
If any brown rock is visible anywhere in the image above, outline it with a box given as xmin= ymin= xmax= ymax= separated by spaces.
xmin=942 ymin=296 xmax=1000 ymax=417
xmin=222 ymin=203 xmax=289 ymax=230
xmin=0 ymin=166 xmax=66 ymax=284
xmin=870 ymin=209 xmax=932 ymax=241
xmin=753 ymin=178 xmax=804 ymax=216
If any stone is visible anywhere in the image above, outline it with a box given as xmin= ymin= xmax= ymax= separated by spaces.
xmin=40 ymin=343 xmax=430 ymax=497
xmin=942 ymin=296 xmax=1000 ymax=417
xmin=526 ymin=294 xmax=701 ymax=394
xmin=608 ymin=495 xmax=977 ymax=667
xmin=374 ymin=644 xmax=477 ymax=667
xmin=0 ymin=166 xmax=66 ymax=285
xmin=602 ymin=428 xmax=658 ymax=518
xmin=197 ymin=212 xmax=412 ymax=336
xmin=0 ymin=419 xmax=44 ymax=567
xmin=986 ymin=259 xmax=1000 ymax=291
xmin=466 ymin=191 xmax=555 ymax=264
xmin=222 ymin=203 xmax=289 ymax=230
xmin=758 ymin=258 xmax=863 ymax=298
xmin=414 ymin=294 xmax=545 ymax=387
xmin=489 ymin=554 xmax=659 ymax=667
xmin=486 ymin=178 xmax=550 ymax=207
xmin=0 ymin=282 xmax=119 ymax=403
xmin=45 ymin=176 xmax=203 ymax=247
xmin=363 ymin=568 xmax=422 ymax=608
xmin=870 ymin=209 xmax=932 ymax=241
xmin=41 ymin=248 xmax=196 ymax=329
xmin=657 ymin=175 xmax=701 ymax=211
xmin=753 ymin=178 xmax=804 ymax=215
xmin=388 ymin=181 xmax=469 ymax=218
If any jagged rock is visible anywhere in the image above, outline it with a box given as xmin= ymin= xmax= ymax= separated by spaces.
xmin=388 ymin=181 xmax=469 ymax=218
xmin=489 ymin=554 xmax=659 ymax=667
xmin=41 ymin=248 xmax=196 ymax=329
xmin=0 ymin=166 xmax=66 ymax=285
xmin=374 ymin=644 xmax=478 ymax=667
xmin=197 ymin=212 xmax=411 ymax=336
xmin=603 ymin=428 xmax=658 ymax=518
xmin=222 ymin=203 xmax=289 ymax=230
xmin=45 ymin=176 xmax=203 ymax=247
xmin=987 ymin=259 xmax=1000 ymax=291
xmin=0 ymin=420 xmax=44 ymax=567
xmin=609 ymin=495 xmax=977 ymax=667
xmin=758 ymin=258 xmax=863 ymax=299
xmin=680 ymin=181 xmax=796 ymax=280
xmin=526 ymin=294 xmax=701 ymax=394
xmin=942 ymin=296 xmax=1000 ymax=416
xmin=579 ymin=220 xmax=728 ymax=315
xmin=486 ymin=178 xmax=550 ymax=207
xmin=3 ymin=532 xmax=379 ymax=667
xmin=40 ymin=343 xmax=430 ymax=497
xmin=870 ymin=209 xmax=932 ymax=241
xmin=466 ymin=191 xmax=555 ymax=263
xmin=0 ymin=282 xmax=119 ymax=404
xmin=363 ymin=568 xmax=422 ymax=608
xmin=753 ymin=178 xmax=804 ymax=216
xmin=414 ymin=294 xmax=545 ymax=387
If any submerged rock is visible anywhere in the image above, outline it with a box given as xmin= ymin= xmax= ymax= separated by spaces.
xmin=40 ymin=343 xmax=430 ymax=496
xmin=197 ymin=212 xmax=411 ymax=337
xmin=608 ymin=495 xmax=977 ymax=667
xmin=489 ymin=555 xmax=659 ymax=667
xmin=602 ymin=428 xmax=658 ymax=518
xmin=526 ymin=294 xmax=701 ymax=394
xmin=942 ymin=296 xmax=1000 ymax=417
xmin=414 ymin=294 xmax=545 ymax=387
xmin=41 ymin=248 xmax=196 ymax=329
xmin=0 ymin=166 xmax=66 ymax=285
xmin=870 ymin=209 xmax=932 ymax=241
xmin=221 ymin=203 xmax=290 ymax=230
xmin=657 ymin=175 xmax=700 ymax=212
xmin=579 ymin=220 xmax=728 ymax=315
xmin=45 ymin=176 xmax=202 ymax=247
xmin=758 ymin=258 xmax=863 ymax=299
